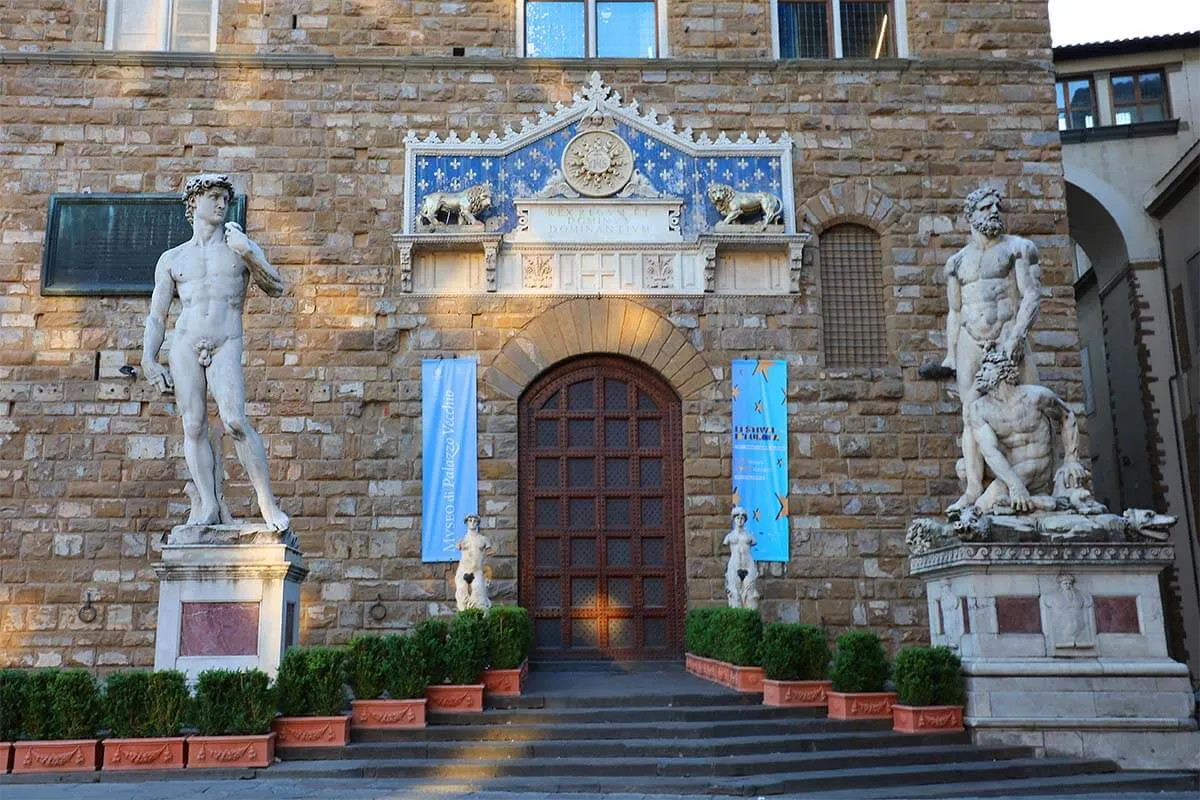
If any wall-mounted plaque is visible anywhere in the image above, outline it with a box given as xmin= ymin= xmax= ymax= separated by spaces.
xmin=40 ymin=192 xmax=247 ymax=295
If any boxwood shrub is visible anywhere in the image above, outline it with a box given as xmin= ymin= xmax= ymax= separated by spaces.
xmin=685 ymin=608 xmax=720 ymax=659
xmin=386 ymin=634 xmax=428 ymax=700
xmin=277 ymin=647 xmax=347 ymax=717
xmin=413 ymin=617 xmax=451 ymax=686
xmin=714 ymin=608 xmax=763 ymax=666
xmin=192 ymin=669 xmax=275 ymax=736
xmin=105 ymin=670 xmax=189 ymax=738
xmin=0 ymin=668 xmax=28 ymax=741
xmin=829 ymin=631 xmax=889 ymax=693
xmin=892 ymin=646 xmax=964 ymax=707
xmin=485 ymin=606 xmax=533 ymax=670
xmin=760 ymin=623 xmax=831 ymax=682
xmin=445 ymin=609 xmax=488 ymax=685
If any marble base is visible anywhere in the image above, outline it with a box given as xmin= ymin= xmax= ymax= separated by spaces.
xmin=153 ymin=523 xmax=307 ymax=680
xmin=910 ymin=542 xmax=1198 ymax=770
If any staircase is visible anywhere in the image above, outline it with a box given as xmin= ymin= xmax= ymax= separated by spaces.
xmin=274 ymin=662 xmax=1199 ymax=797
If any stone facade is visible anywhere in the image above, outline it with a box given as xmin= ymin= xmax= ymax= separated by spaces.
xmin=0 ymin=1 xmax=1076 ymax=669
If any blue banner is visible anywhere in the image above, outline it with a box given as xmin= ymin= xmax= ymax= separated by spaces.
xmin=731 ymin=359 xmax=789 ymax=562
xmin=421 ymin=358 xmax=478 ymax=562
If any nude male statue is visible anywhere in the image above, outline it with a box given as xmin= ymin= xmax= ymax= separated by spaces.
xmin=455 ymin=514 xmax=492 ymax=611
xmin=723 ymin=506 xmax=759 ymax=611
xmin=962 ymin=349 xmax=1089 ymax=513
xmin=944 ymin=187 xmax=1043 ymax=513
xmin=141 ymin=174 xmax=290 ymax=532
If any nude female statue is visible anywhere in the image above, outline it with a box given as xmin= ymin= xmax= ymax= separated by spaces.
xmin=723 ymin=506 xmax=759 ymax=610
xmin=455 ymin=514 xmax=492 ymax=611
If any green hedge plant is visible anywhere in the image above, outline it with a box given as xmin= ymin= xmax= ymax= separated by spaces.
xmin=277 ymin=647 xmax=347 ymax=717
xmin=760 ymin=623 xmax=831 ymax=682
xmin=21 ymin=669 xmax=59 ymax=741
xmin=192 ymin=669 xmax=275 ymax=736
xmin=105 ymin=670 xmax=189 ymax=738
xmin=347 ymin=635 xmax=426 ymax=701
xmin=714 ymin=608 xmax=764 ymax=666
xmin=445 ymin=609 xmax=488 ymax=685
xmin=385 ymin=634 xmax=429 ymax=700
xmin=348 ymin=635 xmax=388 ymax=701
xmin=685 ymin=608 xmax=720 ymax=659
xmin=829 ymin=631 xmax=890 ymax=693
xmin=0 ymin=668 xmax=29 ymax=741
xmin=485 ymin=606 xmax=533 ymax=670
xmin=892 ymin=646 xmax=965 ymax=707
xmin=413 ymin=618 xmax=451 ymax=686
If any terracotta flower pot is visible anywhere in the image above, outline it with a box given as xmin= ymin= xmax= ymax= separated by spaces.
xmin=763 ymin=679 xmax=832 ymax=707
xmin=685 ymin=654 xmax=763 ymax=692
xmin=426 ymin=683 xmax=485 ymax=712
xmin=101 ymin=737 xmax=186 ymax=770
xmin=273 ymin=715 xmax=351 ymax=747
xmin=729 ymin=664 xmax=765 ymax=692
xmin=826 ymin=690 xmax=898 ymax=720
xmin=351 ymin=698 xmax=426 ymax=729
xmin=185 ymin=732 xmax=275 ymax=769
xmin=12 ymin=739 xmax=99 ymax=773
xmin=892 ymin=703 xmax=965 ymax=733
xmin=0 ymin=742 xmax=11 ymax=774
xmin=482 ymin=660 xmax=528 ymax=697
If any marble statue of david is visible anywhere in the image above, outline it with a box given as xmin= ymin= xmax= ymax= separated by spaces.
xmin=141 ymin=174 xmax=290 ymax=532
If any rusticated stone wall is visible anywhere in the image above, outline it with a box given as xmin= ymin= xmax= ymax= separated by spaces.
xmin=0 ymin=1 xmax=1073 ymax=669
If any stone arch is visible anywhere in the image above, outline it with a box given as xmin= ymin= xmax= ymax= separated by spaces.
xmin=483 ymin=298 xmax=715 ymax=400
xmin=1065 ymin=167 xmax=1159 ymax=263
xmin=798 ymin=180 xmax=906 ymax=234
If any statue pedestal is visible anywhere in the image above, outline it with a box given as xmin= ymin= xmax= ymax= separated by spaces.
xmin=152 ymin=524 xmax=307 ymax=681
xmin=910 ymin=542 xmax=1198 ymax=770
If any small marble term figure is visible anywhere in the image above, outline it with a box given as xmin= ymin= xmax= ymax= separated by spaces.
xmin=141 ymin=174 xmax=289 ymax=532
xmin=936 ymin=578 xmax=965 ymax=650
xmin=723 ymin=506 xmax=759 ymax=610
xmin=942 ymin=187 xmax=1043 ymax=513
xmin=1042 ymin=574 xmax=1096 ymax=651
xmin=455 ymin=513 xmax=493 ymax=612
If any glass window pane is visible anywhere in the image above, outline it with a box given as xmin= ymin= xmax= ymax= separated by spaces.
xmin=1067 ymin=80 xmax=1092 ymax=111
xmin=526 ymin=1 xmax=585 ymax=58
xmin=779 ymin=1 xmax=829 ymax=59
xmin=597 ymin=2 xmax=657 ymax=58
xmin=1055 ymin=83 xmax=1066 ymax=112
xmin=1141 ymin=104 xmax=1165 ymax=122
xmin=1114 ymin=107 xmax=1135 ymax=126
xmin=1111 ymin=75 xmax=1135 ymax=105
xmin=1139 ymin=72 xmax=1163 ymax=102
xmin=841 ymin=1 xmax=892 ymax=58
xmin=114 ymin=0 xmax=167 ymax=50
xmin=1058 ymin=111 xmax=1068 ymax=132
xmin=172 ymin=0 xmax=213 ymax=51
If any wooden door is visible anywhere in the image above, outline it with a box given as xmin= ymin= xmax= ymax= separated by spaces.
xmin=518 ymin=355 xmax=684 ymax=660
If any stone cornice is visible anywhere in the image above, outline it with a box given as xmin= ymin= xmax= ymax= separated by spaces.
xmin=0 ymin=50 xmax=1052 ymax=75
xmin=909 ymin=542 xmax=1176 ymax=574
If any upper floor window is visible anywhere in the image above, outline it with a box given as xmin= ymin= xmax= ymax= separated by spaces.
xmin=105 ymin=0 xmax=216 ymax=52
xmin=776 ymin=1 xmax=895 ymax=59
xmin=522 ymin=1 xmax=661 ymax=58
xmin=1111 ymin=70 xmax=1168 ymax=125
xmin=1056 ymin=77 xmax=1097 ymax=130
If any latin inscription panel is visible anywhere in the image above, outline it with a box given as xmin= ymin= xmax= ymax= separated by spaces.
xmin=511 ymin=200 xmax=682 ymax=244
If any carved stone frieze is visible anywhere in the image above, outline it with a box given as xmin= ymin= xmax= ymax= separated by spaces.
xmin=909 ymin=542 xmax=1176 ymax=575
xmin=643 ymin=254 xmax=674 ymax=289
xmin=522 ymin=254 xmax=554 ymax=289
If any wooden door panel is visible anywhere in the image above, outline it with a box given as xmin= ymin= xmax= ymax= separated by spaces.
xmin=519 ymin=356 xmax=684 ymax=660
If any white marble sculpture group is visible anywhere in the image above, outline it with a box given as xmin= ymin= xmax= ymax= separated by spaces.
xmin=906 ymin=186 xmax=1176 ymax=553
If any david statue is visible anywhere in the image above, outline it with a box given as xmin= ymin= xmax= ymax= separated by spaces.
xmin=141 ymin=174 xmax=290 ymax=532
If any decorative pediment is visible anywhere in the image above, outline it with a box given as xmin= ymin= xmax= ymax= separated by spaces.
xmin=401 ymin=72 xmax=796 ymax=239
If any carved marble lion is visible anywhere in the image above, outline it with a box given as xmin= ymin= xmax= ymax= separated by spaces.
xmin=417 ymin=183 xmax=492 ymax=228
xmin=707 ymin=183 xmax=783 ymax=229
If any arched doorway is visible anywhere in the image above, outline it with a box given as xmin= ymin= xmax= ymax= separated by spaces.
xmin=518 ymin=355 xmax=685 ymax=660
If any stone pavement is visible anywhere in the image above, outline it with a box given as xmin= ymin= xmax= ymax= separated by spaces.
xmin=2 ymin=779 xmax=1199 ymax=800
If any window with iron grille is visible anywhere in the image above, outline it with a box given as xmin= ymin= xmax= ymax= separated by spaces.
xmin=522 ymin=0 xmax=661 ymax=58
xmin=819 ymin=224 xmax=888 ymax=367
xmin=776 ymin=1 xmax=898 ymax=59
xmin=1110 ymin=70 xmax=1169 ymax=125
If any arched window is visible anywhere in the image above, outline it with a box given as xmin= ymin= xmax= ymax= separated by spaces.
xmin=819 ymin=223 xmax=887 ymax=367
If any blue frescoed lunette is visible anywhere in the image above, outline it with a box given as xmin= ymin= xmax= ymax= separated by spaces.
xmin=402 ymin=72 xmax=796 ymax=238
xmin=731 ymin=358 xmax=790 ymax=562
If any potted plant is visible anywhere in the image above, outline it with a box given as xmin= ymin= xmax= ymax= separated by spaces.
xmin=827 ymin=631 xmax=896 ymax=720
xmin=761 ymin=623 xmax=833 ymax=707
xmin=684 ymin=608 xmax=721 ymax=680
xmin=12 ymin=669 xmax=101 ymax=774
xmin=482 ymin=606 xmax=533 ymax=696
xmin=273 ymin=646 xmax=351 ymax=747
xmin=187 ymin=668 xmax=276 ymax=768
xmin=684 ymin=608 xmax=764 ymax=691
xmin=101 ymin=670 xmax=189 ymax=770
xmin=891 ymin=646 xmax=966 ymax=732
xmin=349 ymin=634 xmax=428 ymax=729
xmin=0 ymin=668 xmax=28 ymax=774
xmin=426 ymin=610 xmax=487 ymax=712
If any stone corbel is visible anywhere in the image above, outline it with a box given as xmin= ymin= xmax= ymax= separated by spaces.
xmin=394 ymin=240 xmax=414 ymax=294
xmin=483 ymin=242 xmax=499 ymax=292
xmin=787 ymin=240 xmax=806 ymax=294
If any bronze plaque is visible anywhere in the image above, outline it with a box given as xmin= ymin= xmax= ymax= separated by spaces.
xmin=41 ymin=193 xmax=246 ymax=295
